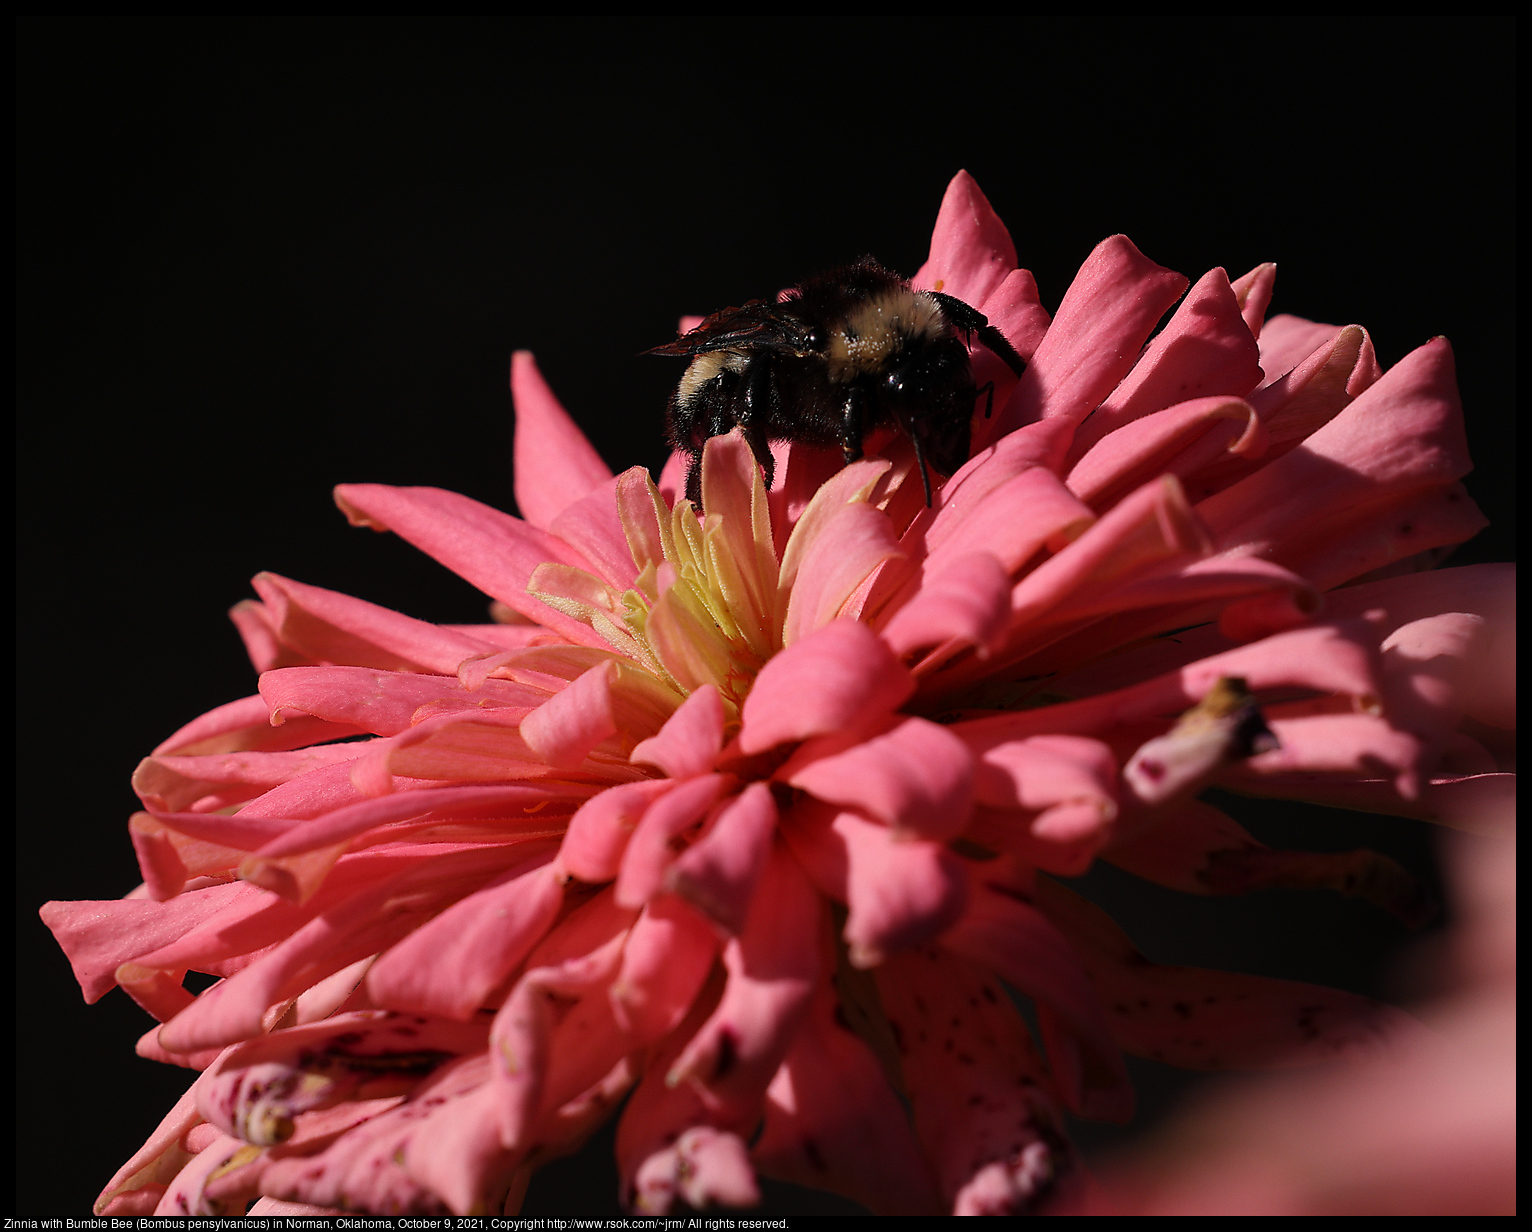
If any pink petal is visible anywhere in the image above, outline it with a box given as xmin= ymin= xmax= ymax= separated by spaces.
xmin=921 ymin=463 xmax=1097 ymax=580
xmin=910 ymin=169 xmax=1017 ymax=309
xmin=979 ymin=265 xmax=1052 ymax=361
xmin=778 ymin=788 xmax=972 ymax=955
xmin=1255 ymin=313 xmax=1341 ymax=386
xmin=333 ymin=483 xmax=610 ymax=647
xmin=510 ymin=350 xmax=614 ymax=529
xmin=787 ymin=716 xmax=974 ymax=841
xmin=942 ymin=865 xmax=1131 ymax=1122
xmin=1321 ymin=563 xmax=1515 ymax=731
xmin=488 ymin=931 xmax=629 ymax=1151
xmin=246 ymin=571 xmax=500 ymax=675
xmin=259 ymin=665 xmax=546 ymax=738
xmin=966 ymin=733 xmax=1118 ymax=820
xmin=1067 ymin=395 xmax=1265 ymax=512
xmin=248 ymin=782 xmax=585 ymax=863
xmin=558 ymin=778 xmax=676 ymax=884
xmin=880 ymin=550 xmax=1011 ymax=661
xmin=614 ymin=773 xmax=732 ymax=908
xmin=667 ymin=845 xmax=821 ymax=1118
xmin=546 ymin=475 xmax=639 ymax=591
xmin=753 ymin=979 xmax=942 ymax=1214
xmin=1186 ymin=324 xmax=1382 ymax=501
xmin=364 ymin=857 xmax=563 ymax=1018
xmin=630 ymin=683 xmax=725 ymax=780
xmin=519 ymin=661 xmax=620 ymax=769
xmin=872 ymin=945 xmax=1080 ymax=1212
xmin=1199 ymin=337 xmax=1482 ymax=588
xmin=40 ymin=881 xmax=259 ymax=1004
xmin=662 ymin=781 xmax=778 ymax=934
xmin=158 ymin=843 xmax=546 ymax=1052
xmin=1230 ymin=262 xmax=1276 ymax=338
xmin=738 ymin=619 xmax=913 ymax=754
xmin=1033 ymin=876 xmax=1429 ymax=1069
xmin=397 ymin=1083 xmax=517 ymax=1216
xmin=996 ymin=235 xmax=1188 ymax=436
xmin=1234 ymin=712 xmax=1427 ymax=800
xmin=154 ymin=693 xmax=367 ymax=758
xmin=133 ymin=744 xmax=367 ymax=814
xmin=1069 ymin=268 xmax=1264 ymax=462
xmin=608 ymin=894 xmax=720 ymax=1042
xmin=603 ymin=894 xmax=716 ymax=1048
xmin=782 ymin=495 xmax=903 ymax=647
xmin=154 ymin=1130 xmax=252 ymax=1215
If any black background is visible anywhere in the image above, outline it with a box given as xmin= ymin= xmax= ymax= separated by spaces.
xmin=16 ymin=17 xmax=1516 ymax=1217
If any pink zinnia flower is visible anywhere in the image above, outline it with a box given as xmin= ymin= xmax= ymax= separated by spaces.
xmin=44 ymin=171 xmax=1514 ymax=1217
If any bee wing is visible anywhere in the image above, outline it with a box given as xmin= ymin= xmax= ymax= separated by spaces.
xmin=645 ymin=299 xmax=804 ymax=356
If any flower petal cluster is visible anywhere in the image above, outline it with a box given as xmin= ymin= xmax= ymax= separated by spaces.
xmin=44 ymin=172 xmax=1514 ymax=1218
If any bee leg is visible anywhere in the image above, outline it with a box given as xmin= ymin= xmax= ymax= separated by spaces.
xmin=977 ymin=380 xmax=995 ymax=419
xmin=907 ymin=426 xmax=934 ymax=507
xmin=840 ymin=387 xmax=866 ymax=464
xmin=739 ymin=356 xmax=776 ymax=490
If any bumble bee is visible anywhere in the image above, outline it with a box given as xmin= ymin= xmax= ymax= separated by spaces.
xmin=649 ymin=256 xmax=1027 ymax=507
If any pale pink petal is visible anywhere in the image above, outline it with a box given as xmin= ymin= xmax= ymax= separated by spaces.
xmin=558 ymin=778 xmax=675 ymax=884
xmin=880 ymin=550 xmax=1011 ymax=661
xmin=787 ymin=716 xmax=974 ymax=841
xmin=632 ymin=1127 xmax=760 ymax=1215
xmin=873 ymin=945 xmax=1081 ymax=1213
xmin=910 ymin=168 xmax=1017 ymax=309
xmin=630 ymin=683 xmax=725 ymax=780
xmin=608 ymin=894 xmax=720 ymax=1042
xmin=196 ymin=1011 xmax=488 ymax=1144
xmin=662 ymin=782 xmax=777 ymax=935
xmin=365 ymin=857 xmax=563 ymax=1018
xmin=1033 ymin=876 xmax=1429 ymax=1068
xmin=402 ymin=1083 xmax=521 ymax=1215
xmin=614 ymin=773 xmax=731 ymax=908
xmin=258 ymin=1055 xmax=487 ymax=1213
xmin=229 ymin=597 xmax=318 ymax=673
xmin=667 ymin=844 xmax=821 ymax=1119
xmin=941 ymin=865 xmax=1131 ymax=1123
xmin=738 ymin=619 xmax=913 ymax=754
xmin=1068 ymin=268 xmax=1264 ymax=462
xmin=966 ymin=733 xmax=1118 ymax=825
xmin=510 ymin=350 xmax=614 ymax=529
xmin=753 ymin=980 xmax=943 ymax=1215
xmin=333 ymin=483 xmax=610 ymax=647
xmin=1066 ymin=395 xmax=1265 ymax=511
xmin=93 ymin=1068 xmax=211 ymax=1213
xmin=699 ymin=433 xmax=780 ymax=651
xmin=154 ymin=1130 xmax=253 ymax=1215
xmin=1230 ymin=262 xmax=1276 ymax=338
xmin=996 ymin=235 xmax=1188 ymax=436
